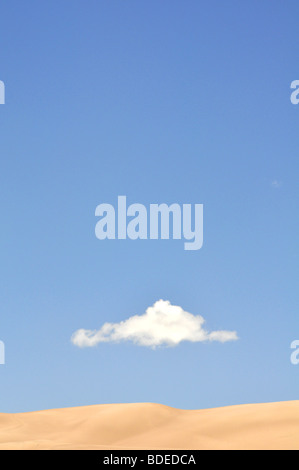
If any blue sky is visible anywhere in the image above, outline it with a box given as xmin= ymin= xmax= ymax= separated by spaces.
xmin=0 ymin=0 xmax=298 ymax=413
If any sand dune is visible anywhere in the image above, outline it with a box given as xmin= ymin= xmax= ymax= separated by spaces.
xmin=0 ymin=401 xmax=298 ymax=450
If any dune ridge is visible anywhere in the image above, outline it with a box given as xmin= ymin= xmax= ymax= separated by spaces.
xmin=0 ymin=401 xmax=298 ymax=450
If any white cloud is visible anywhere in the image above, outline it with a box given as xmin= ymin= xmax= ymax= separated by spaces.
xmin=71 ymin=300 xmax=238 ymax=349
xmin=271 ymin=180 xmax=283 ymax=188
